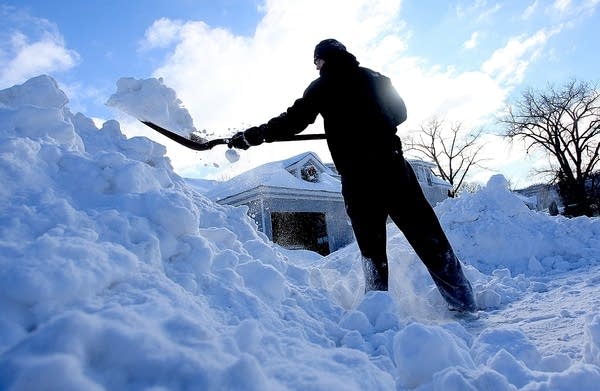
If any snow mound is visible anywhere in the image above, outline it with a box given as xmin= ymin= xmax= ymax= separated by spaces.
xmin=436 ymin=174 xmax=600 ymax=276
xmin=0 ymin=75 xmax=83 ymax=151
xmin=2 ymin=76 xmax=600 ymax=390
xmin=0 ymin=75 xmax=391 ymax=390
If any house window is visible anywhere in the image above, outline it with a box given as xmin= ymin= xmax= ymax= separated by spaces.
xmin=301 ymin=164 xmax=319 ymax=182
xmin=270 ymin=212 xmax=329 ymax=255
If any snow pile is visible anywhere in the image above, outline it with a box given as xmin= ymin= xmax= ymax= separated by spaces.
xmin=436 ymin=174 xmax=600 ymax=275
xmin=1 ymin=75 xmax=600 ymax=390
xmin=106 ymin=76 xmax=202 ymax=140
xmin=0 ymin=75 xmax=390 ymax=389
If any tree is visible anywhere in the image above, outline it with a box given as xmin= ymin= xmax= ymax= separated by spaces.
xmin=458 ymin=181 xmax=482 ymax=196
xmin=500 ymin=79 xmax=600 ymax=216
xmin=404 ymin=117 xmax=486 ymax=197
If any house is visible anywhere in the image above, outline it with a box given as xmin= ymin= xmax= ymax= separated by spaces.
xmin=206 ymin=152 xmax=351 ymax=255
xmin=204 ymin=152 xmax=451 ymax=255
xmin=515 ymin=183 xmax=563 ymax=214
xmin=406 ymin=159 xmax=452 ymax=205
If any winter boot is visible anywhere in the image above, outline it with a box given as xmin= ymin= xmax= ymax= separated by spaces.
xmin=363 ymin=257 xmax=388 ymax=292
xmin=436 ymin=275 xmax=477 ymax=313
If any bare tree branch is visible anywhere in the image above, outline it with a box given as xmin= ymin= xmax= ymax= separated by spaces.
xmin=404 ymin=117 xmax=487 ymax=196
xmin=499 ymin=79 xmax=600 ymax=216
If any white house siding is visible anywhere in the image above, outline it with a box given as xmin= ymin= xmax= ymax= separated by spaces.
xmin=407 ymin=160 xmax=452 ymax=206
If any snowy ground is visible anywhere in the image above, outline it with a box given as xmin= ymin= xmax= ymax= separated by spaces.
xmin=1 ymin=75 xmax=600 ymax=390
xmin=477 ymin=267 xmax=600 ymax=360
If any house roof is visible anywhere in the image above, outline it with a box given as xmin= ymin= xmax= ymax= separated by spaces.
xmin=206 ymin=151 xmax=341 ymax=202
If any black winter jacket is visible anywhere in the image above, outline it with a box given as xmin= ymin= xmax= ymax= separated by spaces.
xmin=256 ymin=51 xmax=407 ymax=177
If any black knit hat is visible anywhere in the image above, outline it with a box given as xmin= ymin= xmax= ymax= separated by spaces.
xmin=314 ymin=39 xmax=347 ymax=62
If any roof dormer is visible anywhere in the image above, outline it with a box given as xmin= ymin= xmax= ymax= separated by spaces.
xmin=285 ymin=152 xmax=331 ymax=183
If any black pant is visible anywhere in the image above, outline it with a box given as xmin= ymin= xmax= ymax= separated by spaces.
xmin=341 ymin=152 xmax=476 ymax=310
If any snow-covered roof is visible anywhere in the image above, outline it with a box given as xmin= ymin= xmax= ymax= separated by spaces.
xmin=206 ymin=151 xmax=341 ymax=201
xmin=407 ymin=159 xmax=436 ymax=168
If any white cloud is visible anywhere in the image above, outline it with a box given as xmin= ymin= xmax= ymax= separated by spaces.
xmin=559 ymin=0 xmax=600 ymax=18
xmin=139 ymin=18 xmax=186 ymax=51
xmin=476 ymin=3 xmax=502 ymax=23
xmin=481 ymin=28 xmax=558 ymax=85
xmin=543 ymin=0 xmax=599 ymax=20
xmin=133 ymin=0 xmax=553 ymax=183
xmin=553 ymin=0 xmax=572 ymax=14
xmin=0 ymin=13 xmax=79 ymax=88
xmin=137 ymin=0 xmax=413 ymax=177
xmin=463 ymin=31 xmax=480 ymax=50
xmin=455 ymin=1 xmax=502 ymax=23
xmin=522 ymin=0 xmax=539 ymax=20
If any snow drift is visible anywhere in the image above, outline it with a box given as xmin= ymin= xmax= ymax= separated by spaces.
xmin=1 ymin=75 xmax=600 ymax=390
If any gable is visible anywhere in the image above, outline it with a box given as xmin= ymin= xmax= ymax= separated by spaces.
xmin=285 ymin=152 xmax=331 ymax=182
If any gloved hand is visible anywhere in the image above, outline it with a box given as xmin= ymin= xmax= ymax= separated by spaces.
xmin=228 ymin=132 xmax=250 ymax=150
xmin=228 ymin=126 xmax=265 ymax=150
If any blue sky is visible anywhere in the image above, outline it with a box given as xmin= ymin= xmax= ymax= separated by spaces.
xmin=1 ymin=0 xmax=599 ymax=186
xmin=1 ymin=0 xmax=263 ymax=115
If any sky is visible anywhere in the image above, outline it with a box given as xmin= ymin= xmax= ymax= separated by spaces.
xmin=1 ymin=0 xmax=600 ymax=187
xmin=2 ymin=73 xmax=600 ymax=390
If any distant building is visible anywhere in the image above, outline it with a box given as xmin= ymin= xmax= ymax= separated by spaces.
xmin=407 ymin=159 xmax=452 ymax=206
xmin=204 ymin=152 xmax=451 ymax=255
xmin=206 ymin=152 xmax=349 ymax=255
xmin=515 ymin=183 xmax=563 ymax=214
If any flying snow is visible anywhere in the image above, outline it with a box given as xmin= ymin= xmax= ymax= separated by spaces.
xmin=107 ymin=76 xmax=243 ymax=164
xmin=106 ymin=76 xmax=200 ymax=139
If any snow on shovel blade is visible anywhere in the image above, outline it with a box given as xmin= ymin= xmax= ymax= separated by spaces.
xmin=140 ymin=121 xmax=228 ymax=151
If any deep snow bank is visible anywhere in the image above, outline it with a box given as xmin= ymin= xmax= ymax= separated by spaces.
xmin=1 ymin=75 xmax=600 ymax=390
xmin=0 ymin=75 xmax=393 ymax=390
xmin=436 ymin=174 xmax=600 ymax=276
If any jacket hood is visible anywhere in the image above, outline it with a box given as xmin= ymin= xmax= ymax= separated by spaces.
xmin=319 ymin=50 xmax=360 ymax=76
